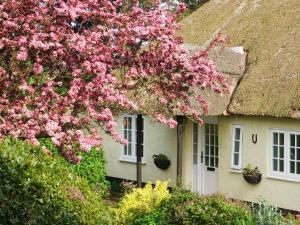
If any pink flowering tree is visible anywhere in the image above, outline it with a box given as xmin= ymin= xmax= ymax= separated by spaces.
xmin=0 ymin=0 xmax=227 ymax=163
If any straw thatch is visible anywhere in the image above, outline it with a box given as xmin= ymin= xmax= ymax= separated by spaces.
xmin=179 ymin=0 xmax=300 ymax=118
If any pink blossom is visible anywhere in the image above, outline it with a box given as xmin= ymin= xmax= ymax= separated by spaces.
xmin=16 ymin=48 xmax=28 ymax=61
xmin=0 ymin=0 xmax=226 ymax=162
xmin=33 ymin=63 xmax=43 ymax=74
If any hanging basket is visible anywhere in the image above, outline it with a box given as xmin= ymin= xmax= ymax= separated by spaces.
xmin=152 ymin=154 xmax=171 ymax=170
xmin=242 ymin=173 xmax=262 ymax=184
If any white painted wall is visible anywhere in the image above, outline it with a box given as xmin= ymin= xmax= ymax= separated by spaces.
xmin=102 ymin=114 xmax=300 ymax=210
xmin=219 ymin=115 xmax=300 ymax=211
xmin=102 ymin=115 xmax=177 ymax=185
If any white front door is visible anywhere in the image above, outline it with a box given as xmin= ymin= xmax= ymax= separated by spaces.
xmin=192 ymin=122 xmax=219 ymax=195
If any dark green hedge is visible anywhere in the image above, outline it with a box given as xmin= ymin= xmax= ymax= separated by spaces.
xmin=39 ymin=138 xmax=109 ymax=197
xmin=0 ymin=138 xmax=110 ymax=225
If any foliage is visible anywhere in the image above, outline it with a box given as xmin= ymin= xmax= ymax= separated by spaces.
xmin=116 ymin=187 xmax=250 ymax=225
xmin=236 ymin=214 xmax=256 ymax=225
xmin=243 ymin=164 xmax=261 ymax=175
xmin=0 ymin=0 xmax=226 ymax=162
xmin=0 ymin=137 xmax=110 ymax=225
xmin=252 ymin=198 xmax=298 ymax=225
xmin=109 ymin=179 xmax=123 ymax=194
xmin=113 ymin=181 xmax=171 ymax=225
xmin=156 ymin=190 xmax=250 ymax=225
xmin=40 ymin=137 xmax=109 ymax=197
xmin=152 ymin=154 xmax=170 ymax=161
xmin=152 ymin=154 xmax=171 ymax=170
xmin=120 ymin=180 xmax=137 ymax=194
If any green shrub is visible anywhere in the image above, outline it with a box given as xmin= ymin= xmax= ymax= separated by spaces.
xmin=113 ymin=181 xmax=171 ymax=225
xmin=252 ymin=198 xmax=297 ymax=225
xmin=132 ymin=188 xmax=250 ymax=225
xmin=0 ymin=137 xmax=111 ymax=225
xmin=40 ymin=137 xmax=109 ymax=196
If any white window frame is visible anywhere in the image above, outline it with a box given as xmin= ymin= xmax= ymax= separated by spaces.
xmin=120 ymin=114 xmax=144 ymax=163
xmin=270 ymin=129 xmax=300 ymax=180
xmin=231 ymin=125 xmax=243 ymax=170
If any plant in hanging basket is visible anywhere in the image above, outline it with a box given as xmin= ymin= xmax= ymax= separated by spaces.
xmin=242 ymin=164 xmax=262 ymax=184
xmin=152 ymin=154 xmax=171 ymax=170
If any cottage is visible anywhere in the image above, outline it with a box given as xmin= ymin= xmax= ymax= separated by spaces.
xmin=102 ymin=0 xmax=300 ymax=211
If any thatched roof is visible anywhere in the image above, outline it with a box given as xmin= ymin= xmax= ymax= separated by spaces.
xmin=179 ymin=0 xmax=300 ymax=118
xmin=184 ymin=44 xmax=246 ymax=115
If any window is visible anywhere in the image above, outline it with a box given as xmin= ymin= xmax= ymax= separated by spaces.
xmin=271 ymin=130 xmax=300 ymax=179
xmin=122 ymin=114 xmax=144 ymax=161
xmin=204 ymin=124 xmax=218 ymax=168
xmin=193 ymin=123 xmax=198 ymax=165
xmin=231 ymin=125 xmax=243 ymax=170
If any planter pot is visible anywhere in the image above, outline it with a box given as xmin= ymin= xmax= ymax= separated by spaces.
xmin=243 ymin=173 xmax=262 ymax=184
xmin=153 ymin=155 xmax=171 ymax=170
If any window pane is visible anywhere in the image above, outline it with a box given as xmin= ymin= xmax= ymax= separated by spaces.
xmin=128 ymin=143 xmax=132 ymax=155
xmin=297 ymin=148 xmax=300 ymax=160
xmin=216 ymin=147 xmax=218 ymax=157
xmin=290 ymin=148 xmax=295 ymax=160
xmin=205 ymin=135 xmax=209 ymax=144
xmin=141 ymin=145 xmax=144 ymax=157
xmin=210 ymin=124 xmax=215 ymax=134
xmin=124 ymin=145 xmax=127 ymax=155
xmin=141 ymin=118 xmax=144 ymax=130
xmin=273 ymin=159 xmax=278 ymax=171
xmin=193 ymin=124 xmax=198 ymax=142
xmin=205 ymin=145 xmax=209 ymax=155
xmin=128 ymin=130 xmax=132 ymax=142
xmin=279 ymin=133 xmax=284 ymax=145
xmin=205 ymin=156 xmax=209 ymax=166
xmin=235 ymin=128 xmax=241 ymax=140
xmin=193 ymin=144 xmax=197 ymax=154
xmin=273 ymin=146 xmax=278 ymax=158
xmin=279 ymin=147 xmax=284 ymax=159
xmin=234 ymin=153 xmax=239 ymax=166
xmin=291 ymin=134 xmax=295 ymax=147
xmin=193 ymin=155 xmax=197 ymax=165
xmin=124 ymin=118 xmax=128 ymax=129
xmin=216 ymin=157 xmax=219 ymax=168
xmin=140 ymin=132 xmax=144 ymax=144
xmin=216 ymin=135 xmax=218 ymax=145
xmin=297 ymin=162 xmax=300 ymax=175
xmin=210 ymin=146 xmax=214 ymax=156
xmin=210 ymin=157 xmax=215 ymax=167
xmin=210 ymin=135 xmax=215 ymax=145
xmin=128 ymin=117 xmax=132 ymax=129
xmin=274 ymin=133 xmax=278 ymax=145
xmin=205 ymin=125 xmax=209 ymax=134
xmin=279 ymin=160 xmax=284 ymax=172
xmin=193 ymin=133 xmax=198 ymax=143
xmin=297 ymin=135 xmax=300 ymax=147
xmin=234 ymin=141 xmax=240 ymax=153
xmin=290 ymin=161 xmax=295 ymax=173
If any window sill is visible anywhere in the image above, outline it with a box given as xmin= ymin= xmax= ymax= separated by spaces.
xmin=119 ymin=158 xmax=146 ymax=165
xmin=267 ymin=175 xmax=300 ymax=183
xmin=229 ymin=169 xmax=243 ymax=174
